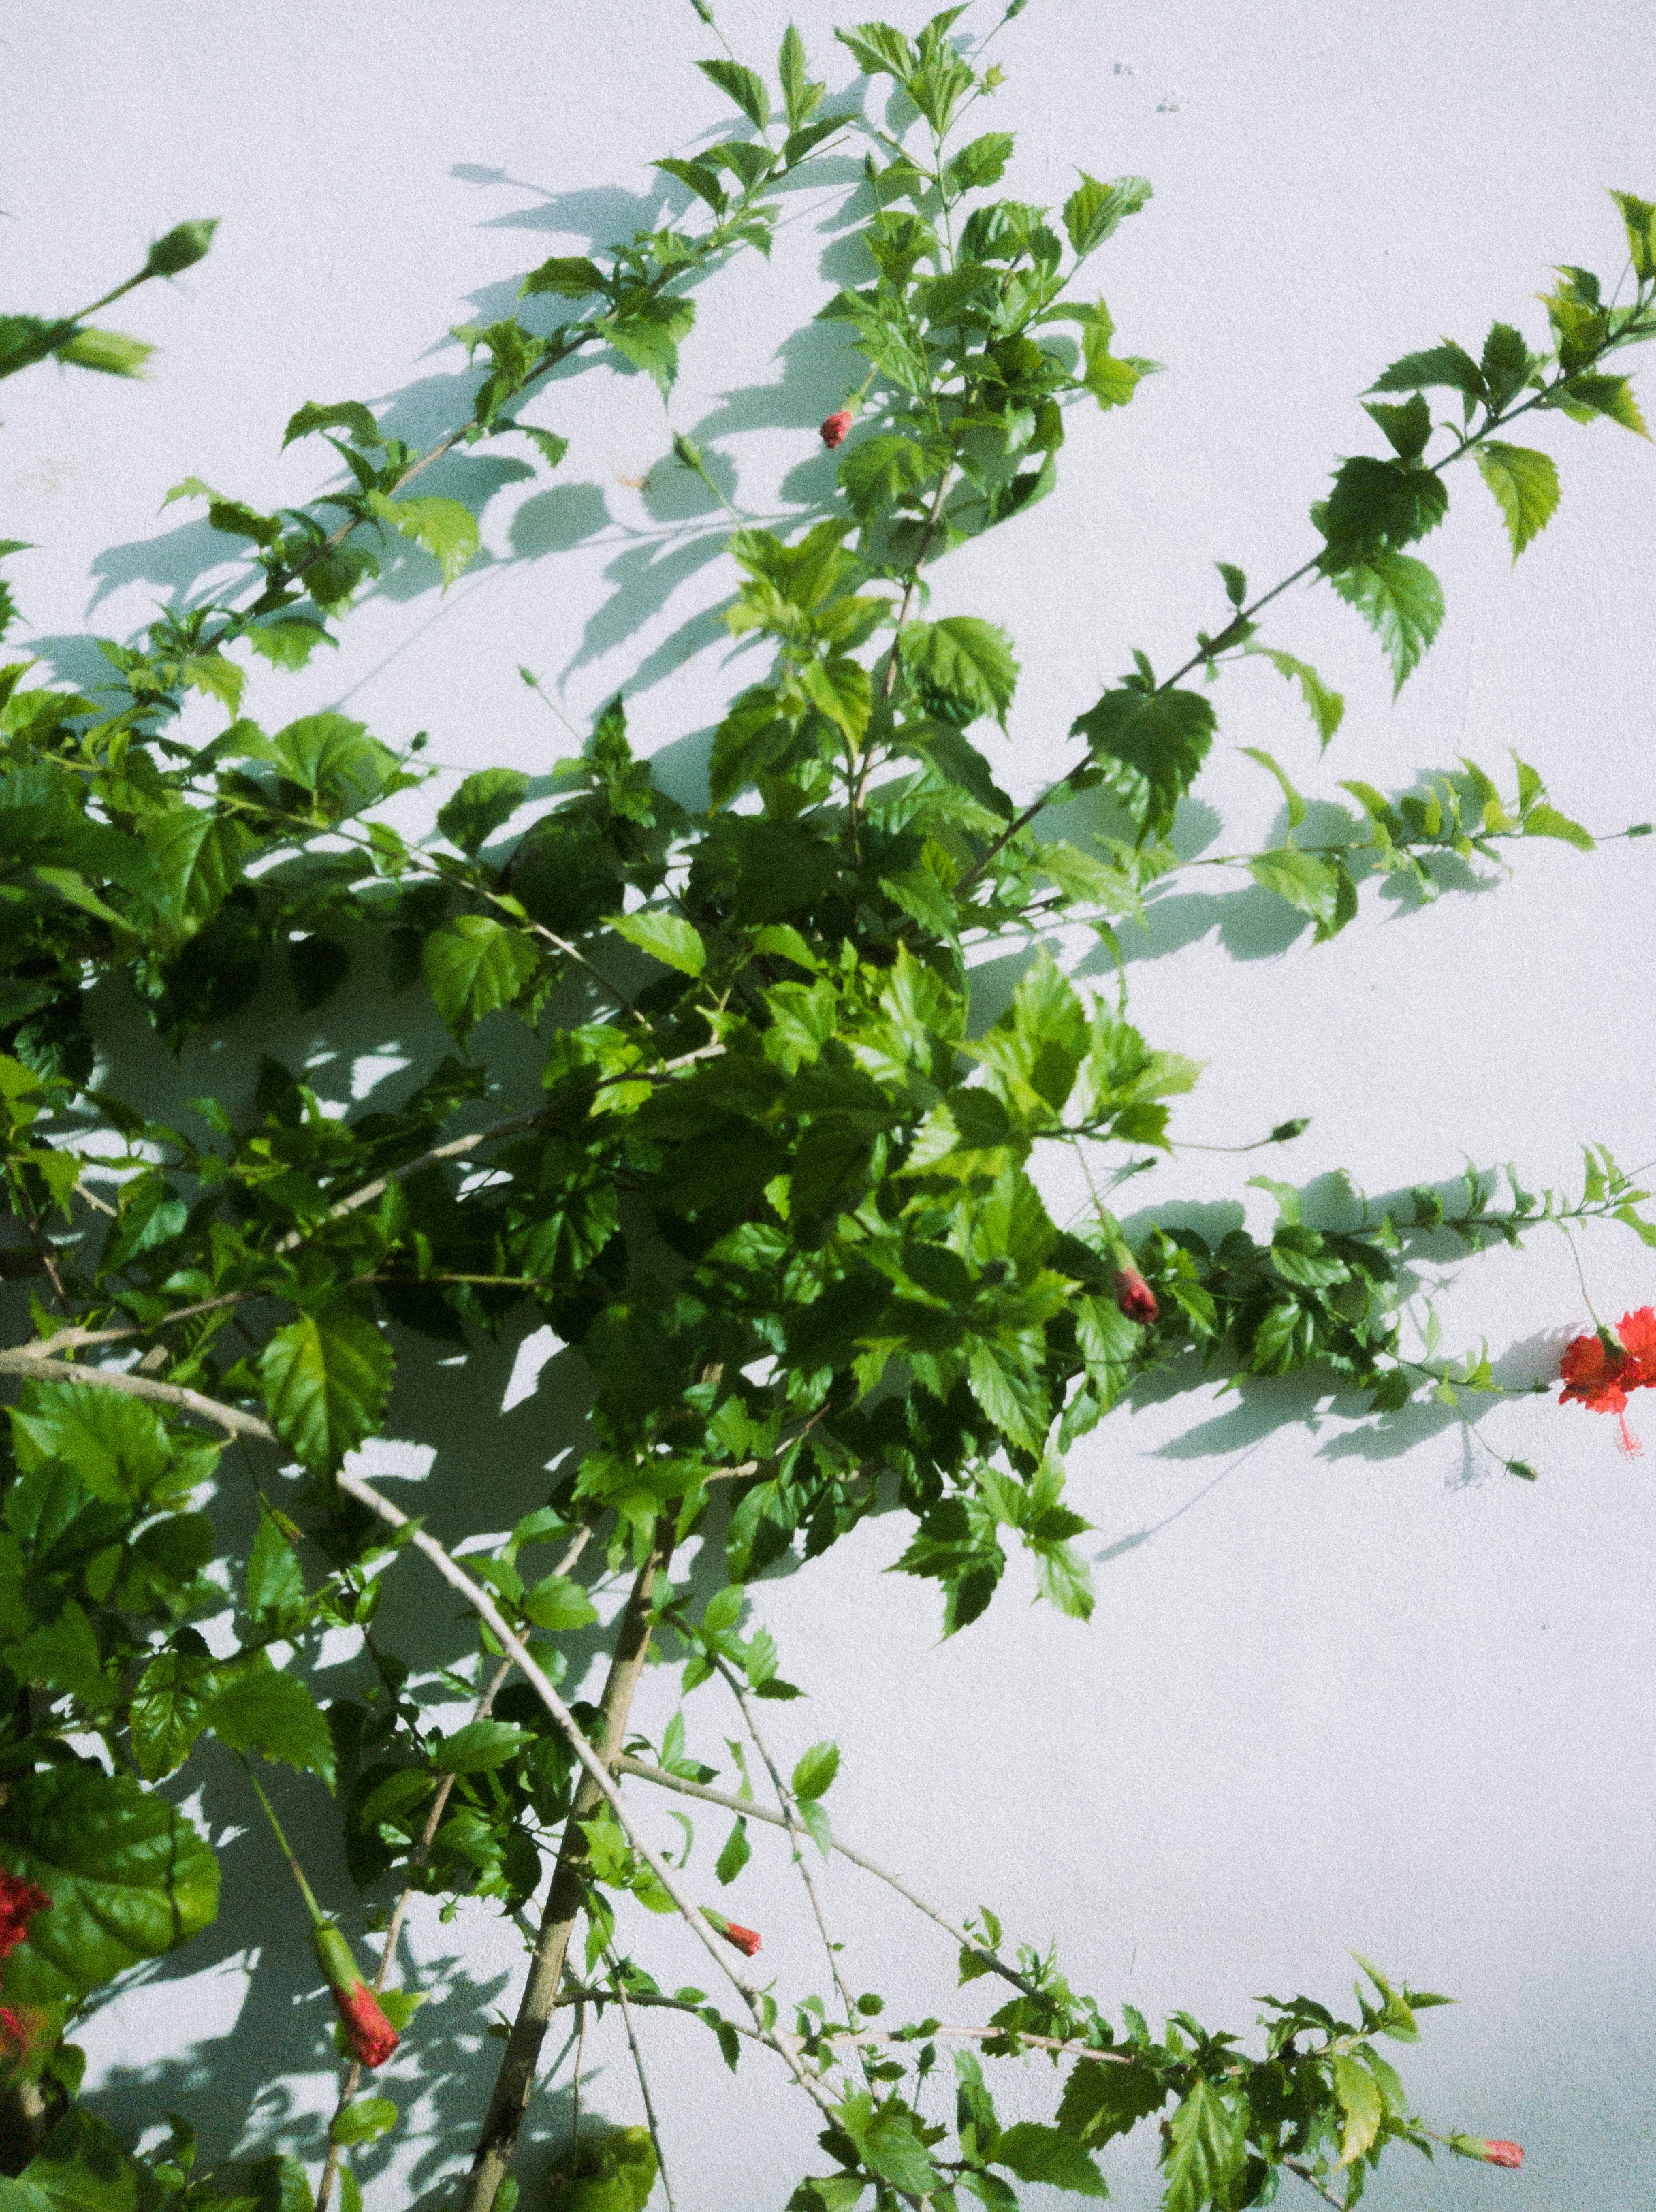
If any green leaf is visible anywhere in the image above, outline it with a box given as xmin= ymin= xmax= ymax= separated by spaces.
xmin=129 ymin=1648 xmax=216 ymax=1780
xmin=779 ymin=25 xmax=823 ymax=129
xmin=270 ymin=712 xmax=401 ymax=818
xmin=330 ymin=2099 xmax=397 ymax=2147
xmin=1241 ymin=649 xmax=1344 ymax=748
xmin=424 ymin=915 xmax=541 ymax=1037
xmin=608 ymin=908 xmax=706 ymax=977
xmin=901 ymin=616 xmax=1019 ymax=727
xmin=283 ymin=400 xmax=383 ymax=449
xmin=1368 ymin=340 xmax=1484 ymax=399
xmin=522 ymin=1573 xmax=600 ymax=1630
xmin=697 ymin=57 xmax=769 ymax=128
xmin=1319 ymin=456 xmax=1447 ymax=564
xmin=715 ymin=1818 xmax=751 ymax=1885
xmin=203 ymin=1664 xmax=336 ymax=1785
xmin=259 ymin=1302 xmax=394 ymax=1475
xmin=1475 ymin=441 xmax=1560 ymax=559
xmin=947 ymin=133 xmax=1015 ymax=193
xmin=1558 ymin=373 xmax=1650 ymax=436
xmin=0 ymin=1767 xmax=219 ymax=2002
xmin=10 ymin=1384 xmax=216 ymax=1506
xmin=602 ymin=296 xmax=696 ymax=396
xmin=1055 ymin=2055 xmax=1166 ymax=2145
xmin=1331 ymin=2054 xmax=1383 ymax=2166
xmin=1249 ymin=848 xmax=1342 ymax=929
xmin=433 ymin=1719 xmax=534 ymax=1774
xmin=366 ymin=492 xmax=479 ymax=587
xmin=833 ymin=2094 xmax=938 ymax=2196
xmin=838 ymin=432 xmax=938 ymax=519
xmin=993 ymin=2123 xmax=1106 ymax=2196
xmin=1522 ymin=802 xmax=1594 ymax=850
xmin=1611 ymin=188 xmax=1656 ymax=282
xmin=1071 ymin=684 xmax=1217 ymax=835
xmin=1161 ymin=2079 xmax=1246 ymax=2212
xmin=791 ymin=1741 xmax=840 ymax=1801
xmin=520 ymin=255 xmax=607 ymax=299
xmin=797 ymin=656 xmax=872 ymax=744
xmin=437 ymin=768 xmax=530 ymax=855
xmin=14 ymin=2108 xmax=170 ymax=2212
xmin=1362 ymin=393 xmax=1432 ymax=462
xmin=1328 ymin=550 xmax=1444 ymax=694
xmin=1062 ymin=172 xmax=1151 ymax=255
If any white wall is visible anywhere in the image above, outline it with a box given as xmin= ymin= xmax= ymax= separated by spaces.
xmin=5 ymin=1 xmax=1656 ymax=2205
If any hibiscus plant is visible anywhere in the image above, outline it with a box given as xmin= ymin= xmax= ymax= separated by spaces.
xmin=0 ymin=7 xmax=1652 ymax=2209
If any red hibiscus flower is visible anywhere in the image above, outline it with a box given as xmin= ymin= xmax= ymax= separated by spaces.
xmin=1560 ymin=1311 xmax=1656 ymax=1455
xmin=819 ymin=409 xmax=853 ymax=449
xmin=332 ymin=1979 xmax=400 ymax=2069
xmin=0 ymin=1871 xmax=48 ymax=1964
xmin=1113 ymin=1267 xmax=1158 ymax=1324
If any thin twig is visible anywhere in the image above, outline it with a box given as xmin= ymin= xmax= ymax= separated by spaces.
xmin=607 ymin=1953 xmax=680 ymax=2212
xmin=709 ymin=1652 xmax=864 ymax=2037
xmin=614 ymin=1754 xmax=1042 ymax=2001
xmin=331 ymin=1473 xmax=850 ymax=2151
xmin=1284 ymin=2157 xmax=1346 ymax=2207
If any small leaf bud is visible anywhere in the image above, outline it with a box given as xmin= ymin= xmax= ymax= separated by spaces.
xmin=145 ymin=219 xmax=219 ymax=276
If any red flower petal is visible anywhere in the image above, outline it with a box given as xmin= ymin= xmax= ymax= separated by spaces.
xmin=0 ymin=1871 xmax=50 ymax=1965
xmin=332 ymin=1980 xmax=400 ymax=2069
xmin=1617 ymin=1306 xmax=1656 ymax=1374
xmin=1559 ymin=1332 xmax=1630 ymax=1411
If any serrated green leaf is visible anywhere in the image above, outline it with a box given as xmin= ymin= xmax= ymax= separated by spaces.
xmin=993 ymin=2122 xmax=1106 ymax=2196
xmin=283 ymin=400 xmax=383 ymax=449
xmin=609 ymin=908 xmax=705 ymax=977
xmin=1522 ymin=802 xmax=1593 ymax=850
xmin=522 ymin=1573 xmax=599 ymax=1630
xmin=366 ymin=492 xmax=479 ymax=587
xmin=424 ymin=915 xmax=541 ymax=1037
xmin=437 ymin=768 xmax=530 ymax=855
xmin=1331 ymin=2054 xmax=1383 ymax=2166
xmin=1161 ymin=2079 xmax=1246 ymax=2212
xmin=1071 ymin=684 xmax=1217 ymax=835
xmin=203 ymin=1663 xmax=336 ymax=1785
xmin=1328 ymin=549 xmax=1444 ymax=694
xmin=901 ymin=616 xmax=1018 ymax=727
xmin=330 ymin=2098 xmax=396 ymax=2147
xmin=1475 ymin=441 xmax=1560 ymax=559
xmin=697 ymin=57 xmax=769 ymax=128
xmin=259 ymin=1302 xmax=393 ymax=1474
xmin=433 ymin=1719 xmax=533 ymax=1774
xmin=1062 ymin=172 xmax=1151 ymax=256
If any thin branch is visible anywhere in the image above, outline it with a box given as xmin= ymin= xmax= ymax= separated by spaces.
xmin=709 ymin=1652 xmax=863 ymax=2036
xmin=331 ymin=1473 xmax=850 ymax=2172
xmin=1284 ymin=2157 xmax=1346 ymax=2207
xmin=607 ymin=1953 xmax=680 ymax=2212
xmin=614 ymin=1754 xmax=1042 ymax=2002
xmin=0 ymin=1350 xmax=277 ymax=1441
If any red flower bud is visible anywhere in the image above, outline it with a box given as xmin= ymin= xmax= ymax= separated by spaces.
xmin=1480 ymin=2140 xmax=1524 ymax=2169
xmin=1113 ymin=1267 xmax=1158 ymax=1324
xmin=0 ymin=1870 xmax=49 ymax=1964
xmin=819 ymin=409 xmax=853 ymax=449
xmin=718 ymin=1920 xmax=761 ymax=1957
xmin=332 ymin=1980 xmax=400 ymax=2070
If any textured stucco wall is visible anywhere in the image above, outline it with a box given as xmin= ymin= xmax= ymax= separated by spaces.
xmin=4 ymin=2 xmax=1656 ymax=2205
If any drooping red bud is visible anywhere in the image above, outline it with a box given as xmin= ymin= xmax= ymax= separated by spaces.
xmin=332 ymin=1979 xmax=400 ymax=2069
xmin=1480 ymin=2141 xmax=1524 ymax=2170
xmin=1113 ymin=1267 xmax=1158 ymax=1323
xmin=819 ymin=409 xmax=853 ymax=449
xmin=720 ymin=1921 xmax=762 ymax=1957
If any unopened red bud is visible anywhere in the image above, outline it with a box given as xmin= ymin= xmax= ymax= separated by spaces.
xmin=332 ymin=1979 xmax=400 ymax=2069
xmin=1113 ymin=1267 xmax=1158 ymax=1323
xmin=1480 ymin=2141 xmax=1524 ymax=2170
xmin=720 ymin=1921 xmax=762 ymax=1957
xmin=819 ymin=409 xmax=853 ymax=449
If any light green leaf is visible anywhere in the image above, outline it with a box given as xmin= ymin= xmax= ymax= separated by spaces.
xmin=1522 ymin=802 xmax=1594 ymax=850
xmin=609 ymin=908 xmax=707 ymax=977
xmin=1242 ymin=646 xmax=1345 ymax=748
xmin=791 ymin=1741 xmax=840 ymax=1802
xmin=366 ymin=492 xmax=479 ymax=587
xmin=330 ymin=2098 xmax=397 ymax=2147
xmin=1475 ymin=441 xmax=1561 ymax=560
xmin=1328 ymin=549 xmax=1444 ymax=695
xmin=1249 ymin=847 xmax=1340 ymax=928
xmin=1062 ymin=172 xmax=1151 ymax=255
xmin=993 ymin=2122 xmax=1106 ymax=2197
xmin=424 ymin=914 xmax=541 ymax=1037
xmin=1331 ymin=2054 xmax=1383 ymax=2166
xmin=1161 ymin=2079 xmax=1246 ymax=2212
xmin=283 ymin=400 xmax=383 ymax=449
xmin=797 ymin=655 xmax=872 ymax=744
xmin=259 ymin=1302 xmax=394 ymax=1474
xmin=522 ymin=1573 xmax=600 ymax=1631
xmin=696 ymin=57 xmax=769 ymax=128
